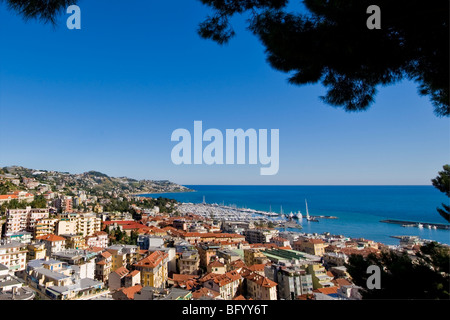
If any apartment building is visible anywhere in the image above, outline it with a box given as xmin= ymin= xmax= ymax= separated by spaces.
xmin=106 ymin=245 xmax=139 ymax=271
xmin=207 ymin=260 xmax=226 ymax=274
xmin=178 ymin=250 xmax=200 ymax=275
xmin=265 ymin=264 xmax=313 ymax=299
xmin=36 ymin=234 xmax=66 ymax=256
xmin=56 ymin=213 xmax=102 ymax=237
xmin=197 ymin=243 xmax=221 ymax=268
xmin=243 ymin=229 xmax=279 ymax=244
xmin=244 ymin=248 xmax=269 ymax=266
xmin=323 ymin=252 xmax=349 ymax=267
xmin=307 ymin=264 xmax=335 ymax=289
xmin=85 ymin=231 xmax=109 ymax=248
xmin=95 ymin=251 xmax=112 ymax=283
xmin=293 ymin=239 xmax=326 ymax=256
xmin=77 ymin=214 xmax=102 ymax=237
xmin=0 ymin=240 xmax=27 ymax=272
xmin=203 ymin=270 xmax=242 ymax=300
xmin=5 ymin=207 xmax=49 ymax=235
xmin=27 ymin=243 xmax=47 ymax=261
xmin=26 ymin=258 xmax=104 ymax=300
xmin=270 ymin=237 xmax=291 ymax=248
xmin=34 ymin=218 xmax=59 ymax=238
xmin=62 ymin=234 xmax=86 ymax=250
xmin=5 ymin=231 xmax=33 ymax=244
xmin=109 ymin=267 xmax=141 ymax=291
xmin=242 ymin=270 xmax=277 ymax=300
xmin=133 ymin=251 xmax=168 ymax=288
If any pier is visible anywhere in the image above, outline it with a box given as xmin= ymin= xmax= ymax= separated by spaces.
xmin=310 ymin=215 xmax=338 ymax=219
xmin=380 ymin=219 xmax=450 ymax=230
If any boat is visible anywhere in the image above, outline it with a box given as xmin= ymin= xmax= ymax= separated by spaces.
xmin=305 ymin=200 xmax=309 ymax=220
xmin=305 ymin=199 xmax=319 ymax=222
xmin=417 ymin=223 xmax=423 ymax=229
xmin=432 ymin=225 xmax=437 ymax=229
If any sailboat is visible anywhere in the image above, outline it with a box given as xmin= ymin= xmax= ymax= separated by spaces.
xmin=305 ymin=199 xmax=319 ymax=222
xmin=296 ymin=211 xmax=303 ymax=223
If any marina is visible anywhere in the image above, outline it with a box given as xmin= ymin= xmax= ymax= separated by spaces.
xmin=141 ymin=185 xmax=450 ymax=245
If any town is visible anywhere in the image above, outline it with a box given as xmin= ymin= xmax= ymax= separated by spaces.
xmin=0 ymin=166 xmax=446 ymax=301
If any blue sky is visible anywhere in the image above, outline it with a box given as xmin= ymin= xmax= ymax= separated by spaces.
xmin=0 ymin=0 xmax=448 ymax=185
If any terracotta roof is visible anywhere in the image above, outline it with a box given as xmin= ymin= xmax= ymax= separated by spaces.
xmin=248 ymin=264 xmax=266 ymax=272
xmin=208 ymin=260 xmax=225 ymax=268
xmin=118 ymin=284 xmax=143 ymax=299
xmin=93 ymin=231 xmax=108 ymax=236
xmin=0 ymin=195 xmax=17 ymax=200
xmin=101 ymin=251 xmax=112 ymax=258
xmin=36 ymin=234 xmax=66 ymax=242
xmin=192 ymin=287 xmax=220 ymax=299
xmin=332 ymin=278 xmax=353 ymax=287
xmin=211 ymin=270 xmax=242 ymax=287
xmin=126 ymin=270 xmax=140 ymax=278
xmin=233 ymin=295 xmax=246 ymax=300
xmin=244 ymin=272 xmax=277 ymax=288
xmin=114 ymin=267 xmax=129 ymax=277
xmin=230 ymin=259 xmax=247 ymax=269
xmin=313 ymin=286 xmax=338 ymax=295
xmin=199 ymin=273 xmax=219 ymax=283
xmin=172 ymin=274 xmax=198 ymax=282
xmin=121 ymin=223 xmax=148 ymax=230
xmin=133 ymin=250 xmax=168 ymax=269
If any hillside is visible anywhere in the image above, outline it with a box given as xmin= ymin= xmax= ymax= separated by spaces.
xmin=0 ymin=166 xmax=192 ymax=196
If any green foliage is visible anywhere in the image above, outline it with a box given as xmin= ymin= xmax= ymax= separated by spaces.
xmin=346 ymin=242 xmax=450 ymax=299
xmin=87 ymin=171 xmax=109 ymax=178
xmin=1 ymin=0 xmax=78 ymax=24
xmin=0 ymin=180 xmax=18 ymax=194
xmin=1 ymin=199 xmax=28 ymax=211
xmin=198 ymin=0 xmax=449 ymax=116
xmin=431 ymin=165 xmax=450 ymax=222
xmin=31 ymin=195 xmax=47 ymax=208
xmin=108 ymin=228 xmax=138 ymax=245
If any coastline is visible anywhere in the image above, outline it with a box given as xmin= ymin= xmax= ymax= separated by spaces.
xmin=132 ymin=189 xmax=196 ymax=196
xmin=135 ymin=185 xmax=450 ymax=245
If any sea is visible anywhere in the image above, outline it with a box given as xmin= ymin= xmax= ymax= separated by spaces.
xmin=140 ymin=185 xmax=450 ymax=246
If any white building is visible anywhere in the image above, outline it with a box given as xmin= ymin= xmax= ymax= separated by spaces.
xmin=0 ymin=239 xmax=27 ymax=272
xmin=5 ymin=207 xmax=49 ymax=234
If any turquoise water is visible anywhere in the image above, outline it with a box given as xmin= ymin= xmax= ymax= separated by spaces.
xmin=141 ymin=185 xmax=450 ymax=245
